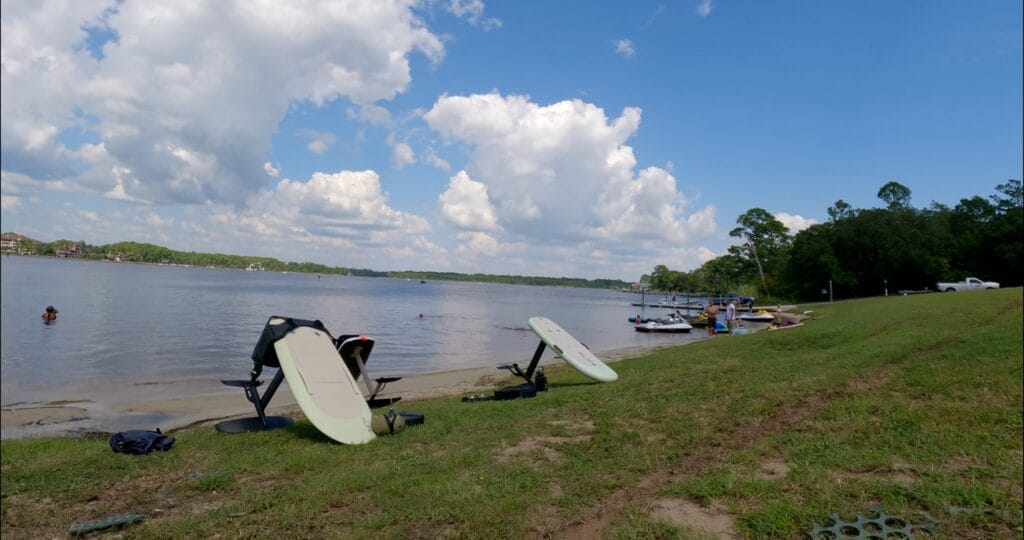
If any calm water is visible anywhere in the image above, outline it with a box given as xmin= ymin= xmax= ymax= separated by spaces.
xmin=1 ymin=256 xmax=701 ymax=409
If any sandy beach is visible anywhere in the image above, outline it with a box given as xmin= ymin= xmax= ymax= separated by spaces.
xmin=1 ymin=342 xmax=686 ymax=440
xmin=1 ymin=311 xmax=803 ymax=440
xmin=0 ymin=364 xmax=500 ymax=439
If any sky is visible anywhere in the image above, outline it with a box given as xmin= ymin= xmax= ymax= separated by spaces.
xmin=1 ymin=0 xmax=1021 ymax=281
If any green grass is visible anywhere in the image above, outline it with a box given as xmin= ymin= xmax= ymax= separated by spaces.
xmin=3 ymin=289 xmax=1022 ymax=538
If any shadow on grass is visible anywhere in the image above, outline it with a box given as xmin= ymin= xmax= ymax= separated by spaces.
xmin=547 ymin=381 xmax=604 ymax=389
xmin=286 ymin=421 xmax=339 ymax=444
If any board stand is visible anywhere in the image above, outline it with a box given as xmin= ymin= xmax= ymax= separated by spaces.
xmin=349 ymin=352 xmax=403 ymax=408
xmin=488 ymin=340 xmax=549 ymax=400
xmin=215 ymin=367 xmax=295 ymax=434
xmin=335 ymin=335 xmax=404 ymax=409
xmin=497 ymin=340 xmax=546 ymax=385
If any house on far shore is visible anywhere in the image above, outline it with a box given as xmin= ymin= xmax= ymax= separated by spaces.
xmin=0 ymin=233 xmax=18 ymax=252
xmin=1 ymin=232 xmax=40 ymax=255
xmin=56 ymin=242 xmax=84 ymax=258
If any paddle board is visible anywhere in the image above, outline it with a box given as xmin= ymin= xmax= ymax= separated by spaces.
xmin=768 ymin=322 xmax=804 ymax=331
xmin=271 ymin=318 xmax=375 ymax=444
xmin=527 ymin=317 xmax=618 ymax=382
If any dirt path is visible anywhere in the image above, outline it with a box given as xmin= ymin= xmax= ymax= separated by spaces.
xmin=558 ymin=334 xmax=963 ymax=538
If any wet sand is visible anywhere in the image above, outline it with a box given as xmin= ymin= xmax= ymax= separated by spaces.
xmin=1 ymin=342 xmax=686 ymax=440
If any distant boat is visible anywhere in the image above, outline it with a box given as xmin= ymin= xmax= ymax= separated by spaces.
xmin=420 ymin=280 xmax=426 ymax=284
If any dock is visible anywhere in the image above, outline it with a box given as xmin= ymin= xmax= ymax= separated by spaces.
xmin=631 ymin=302 xmax=798 ymax=312
xmin=630 ymin=302 xmax=705 ymax=309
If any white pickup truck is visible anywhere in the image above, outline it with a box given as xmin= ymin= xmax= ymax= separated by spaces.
xmin=936 ymin=277 xmax=1000 ymax=292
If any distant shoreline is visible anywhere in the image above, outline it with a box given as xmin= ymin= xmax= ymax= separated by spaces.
xmin=1 ymin=251 xmax=630 ymax=289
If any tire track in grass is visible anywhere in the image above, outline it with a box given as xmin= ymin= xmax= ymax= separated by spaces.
xmin=559 ymin=334 xmax=963 ymax=539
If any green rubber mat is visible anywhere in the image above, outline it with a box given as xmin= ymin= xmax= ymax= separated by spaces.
xmin=68 ymin=512 xmax=146 ymax=536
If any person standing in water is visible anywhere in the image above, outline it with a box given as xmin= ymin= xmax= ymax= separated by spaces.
xmin=705 ymin=303 xmax=719 ymax=336
xmin=41 ymin=305 xmax=58 ymax=321
xmin=725 ymin=299 xmax=737 ymax=333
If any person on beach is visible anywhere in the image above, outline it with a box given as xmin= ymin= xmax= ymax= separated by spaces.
xmin=725 ymin=299 xmax=736 ymax=332
xmin=41 ymin=305 xmax=58 ymax=321
xmin=705 ymin=303 xmax=719 ymax=336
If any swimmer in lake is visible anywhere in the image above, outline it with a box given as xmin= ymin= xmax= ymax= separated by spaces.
xmin=41 ymin=305 xmax=58 ymax=321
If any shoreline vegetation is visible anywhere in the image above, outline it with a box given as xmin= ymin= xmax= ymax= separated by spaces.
xmin=0 ymin=235 xmax=630 ymax=289
xmin=2 ymin=289 xmax=1020 ymax=537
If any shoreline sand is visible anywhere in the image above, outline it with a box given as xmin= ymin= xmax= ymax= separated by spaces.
xmin=1 ymin=312 xmax=801 ymax=440
xmin=1 ymin=342 xmax=688 ymax=440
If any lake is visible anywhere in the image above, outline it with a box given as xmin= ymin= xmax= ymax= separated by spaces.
xmin=1 ymin=256 xmax=703 ymax=431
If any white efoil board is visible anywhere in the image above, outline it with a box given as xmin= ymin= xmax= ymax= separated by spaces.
xmin=528 ymin=317 xmax=618 ymax=383
xmin=271 ymin=319 xmax=375 ymax=444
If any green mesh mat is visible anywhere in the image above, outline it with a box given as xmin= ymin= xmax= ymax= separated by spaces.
xmin=69 ymin=512 xmax=146 ymax=536
xmin=807 ymin=508 xmax=935 ymax=539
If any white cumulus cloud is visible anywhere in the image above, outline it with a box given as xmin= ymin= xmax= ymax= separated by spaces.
xmin=346 ymin=104 xmax=395 ymax=127
xmin=208 ymin=169 xmax=434 ymax=257
xmin=305 ymin=131 xmax=337 ymax=156
xmin=424 ymin=93 xmax=715 ymax=241
xmin=775 ymin=212 xmax=818 ymax=233
xmin=1 ymin=194 xmax=22 ymax=211
xmin=695 ymin=0 xmax=714 ymax=17
xmin=424 ymin=147 xmax=452 ymax=171
xmin=423 ymin=92 xmax=717 ymax=277
xmin=446 ymin=0 xmax=502 ymax=30
xmin=614 ymin=38 xmax=635 ymax=58
xmin=455 ymin=231 xmax=500 ymax=257
xmin=1 ymin=1 xmax=445 ymax=205
xmin=391 ymin=142 xmax=415 ymax=168
xmin=438 ymin=170 xmax=499 ymax=231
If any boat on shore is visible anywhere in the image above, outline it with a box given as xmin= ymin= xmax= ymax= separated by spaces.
xmin=736 ymin=310 xmax=776 ymax=323
xmin=634 ymin=310 xmax=693 ymax=333
xmin=635 ymin=319 xmax=693 ymax=333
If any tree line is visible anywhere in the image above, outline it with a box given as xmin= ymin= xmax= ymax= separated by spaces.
xmin=7 ymin=239 xmax=629 ymax=289
xmin=11 ymin=239 xmax=387 ymax=277
xmin=643 ymin=179 xmax=1022 ymax=302
xmin=388 ymin=271 xmax=626 ymax=289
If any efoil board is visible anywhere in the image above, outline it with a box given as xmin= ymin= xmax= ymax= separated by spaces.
xmin=527 ymin=317 xmax=618 ymax=383
xmin=272 ymin=319 xmax=375 ymax=444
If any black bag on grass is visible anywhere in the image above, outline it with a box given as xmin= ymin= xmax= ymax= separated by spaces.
xmin=493 ymin=383 xmax=537 ymax=400
xmin=109 ymin=429 xmax=175 ymax=454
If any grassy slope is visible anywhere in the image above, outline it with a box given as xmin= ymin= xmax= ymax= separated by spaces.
xmin=2 ymin=289 xmax=1021 ymax=539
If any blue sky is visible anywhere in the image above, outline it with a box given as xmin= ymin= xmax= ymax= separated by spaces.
xmin=2 ymin=0 xmax=1021 ymax=280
